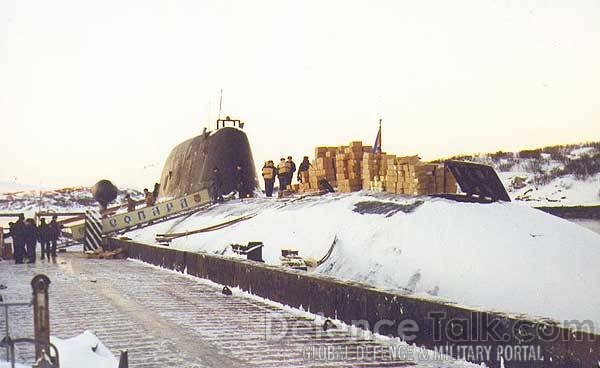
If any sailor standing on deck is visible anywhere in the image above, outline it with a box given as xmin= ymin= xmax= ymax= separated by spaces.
xmin=38 ymin=218 xmax=50 ymax=261
xmin=24 ymin=218 xmax=37 ymax=263
xmin=5 ymin=216 xmax=25 ymax=264
xmin=286 ymin=156 xmax=296 ymax=186
xmin=262 ymin=160 xmax=276 ymax=197
xmin=297 ymin=156 xmax=310 ymax=183
xmin=125 ymin=194 xmax=136 ymax=212
xmin=48 ymin=215 xmax=60 ymax=259
xmin=277 ymin=158 xmax=290 ymax=190
xmin=144 ymin=188 xmax=154 ymax=207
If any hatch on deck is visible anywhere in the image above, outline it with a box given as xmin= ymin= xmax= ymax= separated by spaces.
xmin=433 ymin=160 xmax=511 ymax=203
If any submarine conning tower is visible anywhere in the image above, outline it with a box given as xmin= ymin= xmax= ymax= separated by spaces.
xmin=158 ymin=117 xmax=258 ymax=199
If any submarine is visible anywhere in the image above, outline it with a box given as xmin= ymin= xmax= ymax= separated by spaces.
xmin=158 ymin=117 xmax=258 ymax=199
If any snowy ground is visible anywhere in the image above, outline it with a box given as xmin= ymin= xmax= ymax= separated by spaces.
xmin=127 ymin=192 xmax=600 ymax=331
xmin=0 ymin=332 xmax=117 ymax=368
xmin=570 ymin=219 xmax=600 ymax=235
xmin=0 ymin=185 xmax=142 ymax=224
xmin=0 ymin=253 xmax=477 ymax=368
xmin=498 ymin=171 xmax=600 ymax=206
xmin=464 ymin=144 xmax=600 ymax=206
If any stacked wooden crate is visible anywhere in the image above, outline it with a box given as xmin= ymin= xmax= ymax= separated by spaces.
xmin=298 ymin=171 xmax=311 ymax=192
xmin=385 ymin=155 xmax=400 ymax=194
xmin=301 ymin=147 xmax=337 ymax=192
xmin=308 ymin=157 xmax=336 ymax=189
xmin=384 ymin=156 xmax=458 ymax=195
xmin=337 ymin=142 xmax=365 ymax=192
xmin=296 ymin=140 xmax=458 ymax=196
xmin=361 ymin=152 xmax=378 ymax=189
xmin=369 ymin=176 xmax=385 ymax=192
xmin=334 ymin=152 xmax=348 ymax=181
xmin=362 ymin=152 xmax=394 ymax=191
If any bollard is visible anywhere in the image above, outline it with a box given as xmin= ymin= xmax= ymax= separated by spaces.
xmin=31 ymin=275 xmax=51 ymax=361
xmin=118 ymin=350 xmax=128 ymax=368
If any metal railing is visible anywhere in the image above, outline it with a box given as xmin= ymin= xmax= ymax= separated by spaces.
xmin=1 ymin=301 xmax=31 ymax=367
xmin=0 ymin=275 xmax=58 ymax=368
xmin=1 ymin=275 xmax=128 ymax=368
xmin=0 ymin=301 xmax=59 ymax=368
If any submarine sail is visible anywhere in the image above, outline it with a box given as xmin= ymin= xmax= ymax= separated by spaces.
xmin=158 ymin=117 xmax=258 ymax=199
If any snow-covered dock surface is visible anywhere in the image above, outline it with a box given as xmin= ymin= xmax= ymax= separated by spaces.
xmin=127 ymin=192 xmax=600 ymax=331
xmin=0 ymin=253 xmax=479 ymax=368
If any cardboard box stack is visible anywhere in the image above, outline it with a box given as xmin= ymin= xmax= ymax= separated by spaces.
xmin=361 ymin=152 xmax=378 ymax=189
xmin=336 ymin=142 xmax=369 ymax=192
xmin=295 ymin=140 xmax=458 ymax=196
xmin=301 ymin=147 xmax=337 ymax=192
xmin=298 ymin=171 xmax=311 ymax=192
xmin=384 ymin=156 xmax=458 ymax=195
xmin=361 ymin=152 xmax=394 ymax=191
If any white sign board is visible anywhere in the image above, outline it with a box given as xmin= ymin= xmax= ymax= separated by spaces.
xmin=69 ymin=189 xmax=211 ymax=240
xmin=103 ymin=190 xmax=211 ymax=233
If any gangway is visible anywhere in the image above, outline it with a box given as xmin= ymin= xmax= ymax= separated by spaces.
xmin=66 ymin=190 xmax=211 ymax=248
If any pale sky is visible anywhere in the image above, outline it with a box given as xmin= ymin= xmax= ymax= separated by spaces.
xmin=1 ymin=0 xmax=599 ymax=189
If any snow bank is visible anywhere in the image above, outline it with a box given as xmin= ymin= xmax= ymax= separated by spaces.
xmin=1 ymin=331 xmax=117 ymax=368
xmin=127 ymin=192 xmax=600 ymax=329
xmin=499 ymin=172 xmax=600 ymax=206
xmin=51 ymin=331 xmax=118 ymax=368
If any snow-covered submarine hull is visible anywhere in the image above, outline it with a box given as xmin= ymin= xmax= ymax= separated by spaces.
xmin=158 ymin=127 xmax=258 ymax=199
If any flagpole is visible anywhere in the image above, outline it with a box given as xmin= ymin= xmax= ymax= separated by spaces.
xmin=378 ymin=118 xmax=382 ymax=153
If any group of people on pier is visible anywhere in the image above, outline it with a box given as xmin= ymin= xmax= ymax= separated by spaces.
xmin=3 ymin=214 xmax=61 ymax=264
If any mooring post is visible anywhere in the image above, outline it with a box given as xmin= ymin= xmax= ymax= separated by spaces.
xmin=118 ymin=350 xmax=128 ymax=368
xmin=31 ymin=275 xmax=51 ymax=361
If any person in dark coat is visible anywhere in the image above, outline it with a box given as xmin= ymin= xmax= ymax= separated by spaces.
xmin=143 ymin=188 xmax=154 ymax=207
xmin=125 ymin=194 xmax=136 ymax=212
xmin=212 ymin=167 xmax=224 ymax=203
xmin=236 ymin=164 xmax=246 ymax=199
xmin=297 ymin=156 xmax=310 ymax=183
xmin=48 ymin=215 xmax=61 ymax=259
xmin=9 ymin=215 xmax=26 ymax=264
xmin=4 ymin=220 xmax=23 ymax=264
xmin=286 ymin=156 xmax=297 ymax=186
xmin=152 ymin=183 xmax=160 ymax=201
xmin=24 ymin=218 xmax=37 ymax=263
xmin=37 ymin=218 xmax=50 ymax=261
xmin=261 ymin=160 xmax=276 ymax=197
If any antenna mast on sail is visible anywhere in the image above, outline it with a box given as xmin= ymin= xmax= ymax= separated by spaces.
xmin=218 ymin=89 xmax=223 ymax=121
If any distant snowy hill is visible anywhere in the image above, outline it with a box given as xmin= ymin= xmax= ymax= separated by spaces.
xmin=0 ymin=186 xmax=143 ymax=213
xmin=126 ymin=192 xmax=600 ymax=331
xmin=438 ymin=142 xmax=600 ymax=206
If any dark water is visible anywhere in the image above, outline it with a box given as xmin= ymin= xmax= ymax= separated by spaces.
xmin=569 ymin=219 xmax=600 ymax=235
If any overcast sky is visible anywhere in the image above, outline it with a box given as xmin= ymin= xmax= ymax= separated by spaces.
xmin=1 ymin=0 xmax=599 ymax=189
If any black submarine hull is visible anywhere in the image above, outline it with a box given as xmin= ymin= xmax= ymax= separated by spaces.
xmin=158 ymin=127 xmax=258 ymax=199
